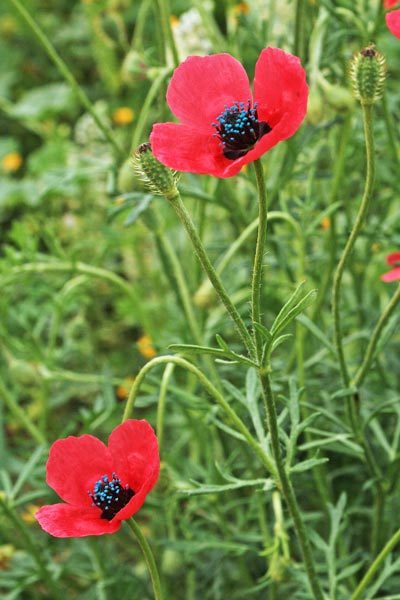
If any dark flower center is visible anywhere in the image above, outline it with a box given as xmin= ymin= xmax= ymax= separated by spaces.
xmin=212 ymin=100 xmax=271 ymax=160
xmin=88 ymin=473 xmax=135 ymax=521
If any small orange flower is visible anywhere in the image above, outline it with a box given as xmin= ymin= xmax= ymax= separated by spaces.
xmin=169 ymin=15 xmax=179 ymax=28
xmin=112 ymin=107 xmax=135 ymax=126
xmin=232 ymin=2 xmax=250 ymax=15
xmin=320 ymin=216 xmax=330 ymax=231
xmin=2 ymin=152 xmax=23 ymax=172
xmin=115 ymin=376 xmax=136 ymax=401
xmin=137 ymin=334 xmax=157 ymax=360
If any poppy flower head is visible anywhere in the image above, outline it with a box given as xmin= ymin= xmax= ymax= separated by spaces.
xmin=150 ymin=47 xmax=308 ymax=178
xmin=35 ymin=420 xmax=160 ymax=537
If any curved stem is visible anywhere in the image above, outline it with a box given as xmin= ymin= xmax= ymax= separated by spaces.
xmin=349 ymin=526 xmax=400 ymax=600
xmin=252 ymin=159 xmax=268 ymax=357
xmin=6 ymin=0 xmax=123 ymax=158
xmin=259 ymin=373 xmax=324 ymax=600
xmin=122 ymin=355 xmax=276 ymax=476
xmin=127 ymin=518 xmax=163 ymax=600
xmin=353 ymin=283 xmax=400 ymax=388
xmin=331 ymin=103 xmax=375 ymax=414
xmin=166 ymin=192 xmax=256 ymax=358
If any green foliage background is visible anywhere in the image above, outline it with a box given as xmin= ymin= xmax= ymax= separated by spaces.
xmin=1 ymin=1 xmax=400 ymax=599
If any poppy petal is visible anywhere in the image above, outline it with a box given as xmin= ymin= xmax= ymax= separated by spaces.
xmin=386 ymin=251 xmax=400 ymax=266
xmin=35 ymin=504 xmax=121 ymax=538
xmin=108 ymin=420 xmax=160 ymax=493
xmin=386 ymin=9 xmax=400 ymax=38
xmin=384 ymin=1 xmax=399 ymax=10
xmin=110 ymin=465 xmax=160 ymax=523
xmin=254 ymin=47 xmax=308 ymax=136
xmin=150 ymin=123 xmax=235 ymax=177
xmin=166 ymin=54 xmax=252 ymax=131
xmin=381 ymin=267 xmax=400 ymax=282
xmin=46 ymin=435 xmax=113 ymax=507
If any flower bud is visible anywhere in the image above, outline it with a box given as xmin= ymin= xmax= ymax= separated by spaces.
xmin=349 ymin=45 xmax=387 ymax=105
xmin=133 ymin=142 xmax=179 ymax=198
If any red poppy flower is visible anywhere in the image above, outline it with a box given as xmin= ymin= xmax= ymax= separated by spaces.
xmin=381 ymin=252 xmax=400 ymax=282
xmin=35 ymin=420 xmax=160 ymax=537
xmin=386 ymin=9 xmax=400 ymax=38
xmin=150 ymin=47 xmax=308 ymax=178
xmin=384 ymin=0 xmax=398 ymax=9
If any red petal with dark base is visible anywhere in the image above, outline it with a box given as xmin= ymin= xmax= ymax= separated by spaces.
xmin=35 ymin=504 xmax=122 ymax=538
xmin=46 ymin=435 xmax=113 ymax=507
xmin=108 ymin=420 xmax=160 ymax=493
xmin=166 ymin=54 xmax=251 ymax=131
xmin=254 ymin=47 xmax=308 ymax=140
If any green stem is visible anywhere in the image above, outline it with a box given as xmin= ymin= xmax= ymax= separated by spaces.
xmin=122 ymin=355 xmax=276 ymax=476
xmin=331 ymin=103 xmax=375 ymax=410
xmin=0 ymin=497 xmax=64 ymax=600
xmin=293 ymin=0 xmax=306 ymax=63
xmin=251 ymin=159 xmax=268 ymax=358
xmin=156 ymin=0 xmax=179 ymax=66
xmin=349 ymin=526 xmax=400 ymax=600
xmin=311 ymin=114 xmax=352 ymax=322
xmin=151 ymin=218 xmax=221 ymax=388
xmin=352 ymin=283 xmax=400 ymax=388
xmin=126 ymin=518 xmax=163 ymax=600
xmin=131 ymin=67 xmax=172 ymax=152
xmin=259 ymin=374 xmax=324 ymax=600
xmin=0 ymin=377 xmax=46 ymax=445
xmin=6 ymin=0 xmax=123 ymax=158
xmin=166 ymin=192 xmax=256 ymax=358
xmin=156 ymin=362 xmax=175 ymax=452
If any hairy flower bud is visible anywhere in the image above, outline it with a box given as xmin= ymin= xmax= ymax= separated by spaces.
xmin=349 ymin=45 xmax=387 ymax=105
xmin=133 ymin=142 xmax=179 ymax=198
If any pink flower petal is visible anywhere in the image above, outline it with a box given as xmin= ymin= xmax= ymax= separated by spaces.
xmin=381 ymin=266 xmax=400 ymax=282
xmin=386 ymin=9 xmax=400 ymax=38
xmin=166 ymin=54 xmax=252 ymax=131
xmin=35 ymin=504 xmax=121 ymax=538
xmin=46 ymin=435 xmax=114 ymax=507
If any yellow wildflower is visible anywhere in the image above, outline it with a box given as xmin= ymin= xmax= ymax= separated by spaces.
xmin=137 ymin=334 xmax=157 ymax=360
xmin=320 ymin=216 xmax=330 ymax=231
xmin=115 ymin=376 xmax=136 ymax=401
xmin=21 ymin=503 xmax=41 ymax=525
xmin=2 ymin=152 xmax=23 ymax=172
xmin=112 ymin=107 xmax=135 ymax=126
